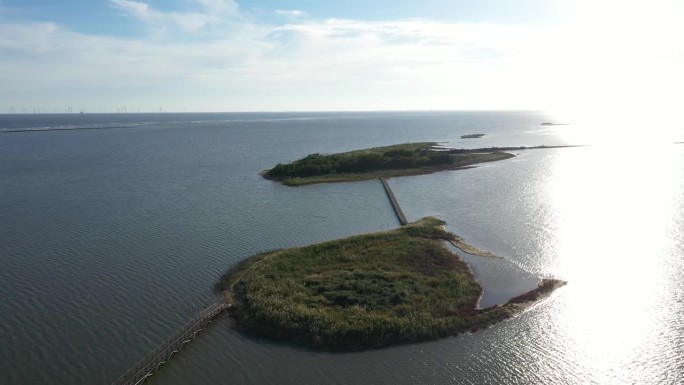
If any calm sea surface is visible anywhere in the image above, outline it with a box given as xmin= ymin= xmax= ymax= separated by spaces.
xmin=1 ymin=112 xmax=682 ymax=384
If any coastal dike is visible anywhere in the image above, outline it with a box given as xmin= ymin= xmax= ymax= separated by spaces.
xmin=380 ymin=177 xmax=408 ymax=226
xmin=112 ymin=300 xmax=230 ymax=385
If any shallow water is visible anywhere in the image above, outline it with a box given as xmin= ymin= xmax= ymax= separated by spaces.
xmin=1 ymin=112 xmax=682 ymax=384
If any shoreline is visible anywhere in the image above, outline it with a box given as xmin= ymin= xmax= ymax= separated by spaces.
xmin=449 ymin=237 xmax=500 ymax=258
xmin=216 ymin=141 xmax=569 ymax=351
xmin=484 ymin=279 xmax=567 ymax=317
xmin=216 ymin=218 xmax=565 ymax=352
xmin=262 ymin=143 xmax=582 ymax=186
xmin=260 ymin=163 xmax=486 ymax=186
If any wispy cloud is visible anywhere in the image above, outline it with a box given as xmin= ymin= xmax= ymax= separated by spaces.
xmin=196 ymin=0 xmax=238 ymax=14
xmin=109 ymin=0 xmax=240 ymax=34
xmin=0 ymin=12 xmax=573 ymax=111
xmin=1 ymin=0 xmax=682 ymax=112
xmin=110 ymin=0 xmax=151 ymax=20
xmin=275 ymin=9 xmax=306 ymax=18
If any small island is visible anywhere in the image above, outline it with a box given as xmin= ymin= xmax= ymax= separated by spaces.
xmin=216 ymin=217 xmax=565 ymax=351
xmin=262 ymin=142 xmax=514 ymax=186
xmin=460 ymin=133 xmax=485 ymax=139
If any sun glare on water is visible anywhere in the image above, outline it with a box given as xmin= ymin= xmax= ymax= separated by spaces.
xmin=538 ymin=127 xmax=684 ymax=381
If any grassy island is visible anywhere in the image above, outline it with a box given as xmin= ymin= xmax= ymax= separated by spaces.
xmin=262 ymin=142 xmax=514 ymax=186
xmin=216 ymin=217 xmax=565 ymax=351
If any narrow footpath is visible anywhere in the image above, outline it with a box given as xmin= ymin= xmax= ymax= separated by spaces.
xmin=112 ymin=299 xmax=230 ymax=385
xmin=380 ymin=177 xmax=408 ymax=226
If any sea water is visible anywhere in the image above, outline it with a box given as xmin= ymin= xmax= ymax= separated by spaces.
xmin=1 ymin=112 xmax=682 ymax=384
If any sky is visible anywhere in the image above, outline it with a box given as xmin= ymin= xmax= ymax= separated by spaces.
xmin=1 ymin=0 xmax=683 ymax=115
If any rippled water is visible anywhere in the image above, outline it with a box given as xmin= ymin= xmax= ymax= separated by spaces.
xmin=1 ymin=112 xmax=682 ymax=384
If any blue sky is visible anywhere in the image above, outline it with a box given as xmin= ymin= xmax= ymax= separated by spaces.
xmin=4 ymin=0 xmax=563 ymax=31
xmin=1 ymin=0 xmax=682 ymax=114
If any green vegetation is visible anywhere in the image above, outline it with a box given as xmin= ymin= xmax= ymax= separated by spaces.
xmin=460 ymin=133 xmax=485 ymax=139
xmin=216 ymin=217 xmax=565 ymax=351
xmin=262 ymin=142 xmax=514 ymax=186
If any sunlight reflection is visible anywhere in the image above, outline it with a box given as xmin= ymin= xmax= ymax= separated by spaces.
xmin=542 ymin=143 xmax=683 ymax=382
xmin=548 ymin=110 xmax=684 ymax=147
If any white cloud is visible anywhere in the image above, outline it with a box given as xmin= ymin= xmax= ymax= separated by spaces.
xmin=110 ymin=0 xmax=152 ymax=20
xmin=0 ymin=15 xmax=572 ymax=111
xmin=260 ymin=18 xmax=557 ymax=109
xmin=1 ymin=0 xmax=682 ymax=112
xmin=109 ymin=0 xmax=239 ymax=34
xmin=275 ymin=9 xmax=306 ymax=18
xmin=0 ymin=17 xmax=272 ymax=111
